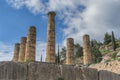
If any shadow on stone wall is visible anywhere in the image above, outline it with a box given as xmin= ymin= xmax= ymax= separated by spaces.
xmin=98 ymin=70 xmax=120 ymax=80
xmin=0 ymin=61 xmax=119 ymax=80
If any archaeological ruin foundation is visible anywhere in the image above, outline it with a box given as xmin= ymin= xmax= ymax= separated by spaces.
xmin=11 ymin=11 xmax=93 ymax=65
xmin=0 ymin=11 xmax=119 ymax=80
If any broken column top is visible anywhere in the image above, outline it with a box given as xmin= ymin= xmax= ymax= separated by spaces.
xmin=67 ymin=38 xmax=74 ymax=43
xmin=83 ymin=34 xmax=89 ymax=37
xmin=83 ymin=34 xmax=90 ymax=40
xmin=28 ymin=26 xmax=36 ymax=34
xmin=48 ymin=11 xmax=56 ymax=16
xmin=21 ymin=37 xmax=27 ymax=42
xmin=29 ymin=26 xmax=36 ymax=30
xmin=15 ymin=43 xmax=20 ymax=46
xmin=67 ymin=38 xmax=74 ymax=40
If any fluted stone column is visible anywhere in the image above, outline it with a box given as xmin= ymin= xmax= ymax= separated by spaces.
xmin=25 ymin=26 xmax=36 ymax=62
xmin=46 ymin=11 xmax=56 ymax=63
xmin=66 ymin=38 xmax=75 ymax=65
xmin=83 ymin=34 xmax=92 ymax=65
xmin=12 ymin=43 xmax=20 ymax=62
xmin=18 ymin=37 xmax=27 ymax=62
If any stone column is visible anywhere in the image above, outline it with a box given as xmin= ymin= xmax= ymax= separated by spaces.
xmin=18 ymin=37 xmax=27 ymax=62
xmin=66 ymin=38 xmax=75 ymax=65
xmin=83 ymin=34 xmax=92 ymax=65
xmin=25 ymin=26 xmax=36 ymax=62
xmin=12 ymin=43 xmax=20 ymax=62
xmin=46 ymin=11 xmax=56 ymax=63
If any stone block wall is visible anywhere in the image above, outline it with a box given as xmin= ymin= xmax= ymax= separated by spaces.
xmin=99 ymin=70 xmax=120 ymax=80
xmin=0 ymin=62 xmax=119 ymax=80
xmin=0 ymin=62 xmax=27 ymax=80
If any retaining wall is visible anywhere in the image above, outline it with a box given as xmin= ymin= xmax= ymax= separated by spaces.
xmin=0 ymin=62 xmax=119 ymax=80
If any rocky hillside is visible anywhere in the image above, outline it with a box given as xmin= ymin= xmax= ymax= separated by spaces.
xmin=89 ymin=40 xmax=120 ymax=74
xmin=89 ymin=60 xmax=120 ymax=74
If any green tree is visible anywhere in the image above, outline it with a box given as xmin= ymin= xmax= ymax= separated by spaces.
xmin=60 ymin=47 xmax=66 ymax=63
xmin=91 ymin=40 xmax=102 ymax=63
xmin=104 ymin=32 xmax=111 ymax=45
xmin=74 ymin=43 xmax=83 ymax=58
xmin=56 ymin=45 xmax=60 ymax=64
xmin=111 ymin=31 xmax=117 ymax=51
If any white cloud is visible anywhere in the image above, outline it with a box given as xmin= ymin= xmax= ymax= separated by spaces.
xmin=5 ymin=0 xmax=120 ymax=58
xmin=0 ymin=41 xmax=47 ymax=61
xmin=6 ymin=0 xmax=26 ymax=9
xmin=0 ymin=42 xmax=13 ymax=61
xmin=6 ymin=0 xmax=47 ymax=14
xmin=25 ymin=0 xmax=46 ymax=14
xmin=60 ymin=0 xmax=120 ymax=45
xmin=36 ymin=41 xmax=46 ymax=61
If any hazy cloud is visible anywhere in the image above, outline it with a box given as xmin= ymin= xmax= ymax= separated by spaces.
xmin=0 ymin=41 xmax=46 ymax=61
xmin=0 ymin=42 xmax=13 ymax=61
xmin=36 ymin=41 xmax=46 ymax=61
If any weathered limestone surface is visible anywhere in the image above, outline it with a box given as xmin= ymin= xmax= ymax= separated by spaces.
xmin=75 ymin=67 xmax=83 ymax=80
xmin=46 ymin=11 xmax=56 ymax=63
xmin=83 ymin=34 xmax=92 ymax=65
xmin=12 ymin=43 xmax=20 ymax=62
xmin=18 ymin=37 xmax=27 ymax=62
xmin=80 ymin=67 xmax=98 ymax=80
xmin=0 ymin=62 xmax=27 ymax=80
xmin=28 ymin=62 xmax=60 ymax=80
xmin=99 ymin=70 xmax=120 ymax=80
xmin=66 ymin=38 xmax=74 ymax=65
xmin=75 ymin=67 xmax=98 ymax=80
xmin=0 ymin=62 xmax=119 ymax=80
xmin=28 ymin=63 xmax=98 ymax=80
xmin=25 ymin=26 xmax=36 ymax=61
xmin=60 ymin=65 xmax=76 ymax=80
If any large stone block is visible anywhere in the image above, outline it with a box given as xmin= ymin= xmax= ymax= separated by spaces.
xmin=28 ymin=62 xmax=60 ymax=80
xmin=80 ymin=68 xmax=98 ymax=80
xmin=60 ymin=65 xmax=76 ymax=80
xmin=0 ymin=62 xmax=27 ymax=80
xmin=75 ymin=67 xmax=84 ymax=80
xmin=99 ymin=70 xmax=120 ymax=80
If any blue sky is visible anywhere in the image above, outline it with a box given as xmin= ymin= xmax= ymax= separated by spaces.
xmin=0 ymin=0 xmax=120 ymax=61
xmin=0 ymin=0 xmax=63 ymax=44
xmin=0 ymin=0 xmax=66 ymax=61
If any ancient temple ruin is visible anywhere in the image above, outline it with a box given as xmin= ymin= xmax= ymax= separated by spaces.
xmin=83 ymin=34 xmax=92 ymax=65
xmin=25 ymin=26 xmax=36 ymax=62
xmin=12 ymin=43 xmax=20 ymax=62
xmin=66 ymin=38 xmax=75 ymax=65
xmin=18 ymin=37 xmax=27 ymax=62
xmin=12 ymin=11 xmax=93 ymax=65
xmin=46 ymin=11 xmax=56 ymax=63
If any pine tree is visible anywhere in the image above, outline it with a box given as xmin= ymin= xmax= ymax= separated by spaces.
xmin=57 ymin=45 xmax=60 ymax=64
xmin=111 ymin=31 xmax=116 ymax=51
xmin=59 ymin=47 xmax=66 ymax=64
xmin=41 ymin=54 xmax=42 ymax=62
xmin=74 ymin=44 xmax=83 ymax=58
xmin=104 ymin=32 xmax=111 ymax=45
xmin=91 ymin=39 xmax=102 ymax=63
